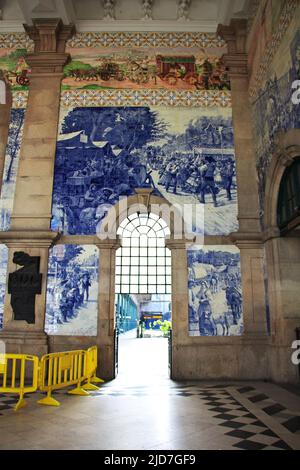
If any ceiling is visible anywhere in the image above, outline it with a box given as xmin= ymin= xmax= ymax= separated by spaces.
xmin=0 ymin=0 xmax=251 ymax=33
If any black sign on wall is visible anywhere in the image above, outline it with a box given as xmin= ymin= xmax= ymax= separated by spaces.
xmin=8 ymin=252 xmax=42 ymax=324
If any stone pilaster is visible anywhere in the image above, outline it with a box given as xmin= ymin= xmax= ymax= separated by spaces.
xmin=11 ymin=19 xmax=75 ymax=231
xmin=0 ymin=19 xmax=75 ymax=358
xmin=96 ymin=239 xmax=120 ymax=380
xmin=218 ymin=20 xmax=267 ymax=337
xmin=0 ymin=75 xmax=12 ymax=189
xmin=217 ymin=19 xmax=261 ymax=233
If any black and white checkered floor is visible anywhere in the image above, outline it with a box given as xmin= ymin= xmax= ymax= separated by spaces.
xmin=1 ymin=382 xmax=299 ymax=450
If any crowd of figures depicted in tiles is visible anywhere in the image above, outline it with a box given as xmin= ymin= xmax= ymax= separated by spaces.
xmin=188 ymin=246 xmax=243 ymax=336
xmin=45 ymin=245 xmax=98 ymax=336
xmin=0 ymin=108 xmax=25 ymax=231
xmin=254 ymin=30 xmax=300 ymax=223
xmin=0 ymin=245 xmax=8 ymax=329
xmin=51 ymin=107 xmax=238 ymax=236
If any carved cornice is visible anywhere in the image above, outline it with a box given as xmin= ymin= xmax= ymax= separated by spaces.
xmin=217 ymin=19 xmax=249 ymax=79
xmin=0 ymin=230 xmax=60 ymax=248
xmin=229 ymin=231 xmax=263 ymax=248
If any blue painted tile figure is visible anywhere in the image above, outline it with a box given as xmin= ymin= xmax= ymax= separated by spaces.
xmin=188 ymin=246 xmax=243 ymax=336
xmin=45 ymin=244 xmax=98 ymax=336
xmin=52 ymin=107 xmax=238 ymax=236
xmin=253 ymin=31 xmax=300 ymax=222
xmin=0 ymin=108 xmax=25 ymax=231
xmin=0 ymin=244 xmax=8 ymax=330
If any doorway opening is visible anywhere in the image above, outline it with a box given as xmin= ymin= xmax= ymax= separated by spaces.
xmin=114 ymin=212 xmax=172 ymax=383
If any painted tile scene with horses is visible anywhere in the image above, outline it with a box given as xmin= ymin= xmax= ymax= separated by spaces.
xmin=188 ymin=246 xmax=243 ymax=337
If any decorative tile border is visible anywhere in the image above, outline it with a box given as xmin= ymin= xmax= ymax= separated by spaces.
xmin=0 ymin=33 xmax=33 ymax=50
xmin=67 ymin=31 xmax=226 ymax=49
xmin=59 ymin=88 xmax=231 ymax=108
xmin=12 ymin=91 xmax=28 ymax=108
xmin=249 ymin=0 xmax=298 ymax=101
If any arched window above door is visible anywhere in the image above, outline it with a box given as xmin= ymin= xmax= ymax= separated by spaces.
xmin=277 ymin=157 xmax=300 ymax=234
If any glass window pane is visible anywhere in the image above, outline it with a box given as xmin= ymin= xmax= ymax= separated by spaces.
xmin=115 ymin=284 xmax=121 ymax=293
xmin=115 ymin=266 xmax=121 ymax=275
xmin=121 ymin=275 xmax=130 ymax=284
xmin=130 ymin=276 xmax=138 ymax=284
xmin=130 ymin=285 xmax=139 ymax=294
xmin=122 ymin=248 xmax=130 ymax=257
xmin=148 ymin=266 xmax=156 ymax=275
xmin=148 ymin=238 xmax=157 ymax=247
xmin=157 ymin=276 xmax=165 ymax=284
xmin=139 ymin=247 xmax=147 ymax=257
xmin=166 ymin=266 xmax=171 ymax=275
xmin=121 ymin=285 xmax=129 ymax=293
xmin=131 ymin=247 xmax=139 ymax=257
xmin=131 ymin=266 xmax=139 ymax=274
xmin=157 ymin=248 xmax=165 ymax=257
xmin=140 ymin=236 xmax=148 ymax=247
xmin=157 ymin=285 xmax=166 ymax=294
xmin=122 ymin=257 xmax=130 ymax=265
xmin=148 ymin=248 xmax=156 ymax=257
xmin=148 ymin=276 xmax=156 ymax=284
xmin=148 ymin=285 xmax=156 ymax=293
xmin=166 ymin=275 xmax=172 ymax=285
xmin=122 ymin=238 xmax=130 ymax=247
xmin=157 ymin=257 xmax=165 ymax=266
xmin=122 ymin=265 xmax=130 ymax=275
xmin=140 ymin=266 xmax=147 ymax=275
xmin=131 ymin=238 xmax=139 ymax=247
xmin=140 ymin=257 xmax=147 ymax=266
xmin=166 ymin=285 xmax=172 ymax=294
xmin=166 ymin=257 xmax=171 ymax=266
xmin=149 ymin=257 xmax=156 ymax=266
xmin=131 ymin=257 xmax=139 ymax=266
xmin=115 ymin=275 xmax=121 ymax=284
xmin=157 ymin=266 xmax=165 ymax=275
xmin=116 ymin=256 xmax=121 ymax=265
xmin=156 ymin=238 xmax=165 ymax=247
xmin=139 ymin=275 xmax=148 ymax=284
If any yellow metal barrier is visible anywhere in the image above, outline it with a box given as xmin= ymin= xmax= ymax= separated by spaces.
xmin=38 ymin=349 xmax=89 ymax=407
xmin=0 ymin=354 xmax=39 ymax=411
xmin=82 ymin=346 xmax=104 ymax=391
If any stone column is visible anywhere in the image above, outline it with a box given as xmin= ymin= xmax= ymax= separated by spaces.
xmin=166 ymin=239 xmax=190 ymax=379
xmin=0 ymin=19 xmax=75 ymax=357
xmin=0 ymin=76 xmax=12 ymax=188
xmin=97 ymin=239 xmax=120 ymax=380
xmin=11 ymin=19 xmax=75 ymax=231
xmin=218 ymin=20 xmax=267 ymax=336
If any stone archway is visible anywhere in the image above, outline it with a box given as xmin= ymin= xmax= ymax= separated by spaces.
xmin=96 ymin=188 xmax=191 ymax=380
xmin=263 ymin=129 xmax=300 ymax=383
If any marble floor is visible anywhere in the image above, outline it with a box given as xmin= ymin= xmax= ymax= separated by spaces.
xmin=0 ymin=331 xmax=300 ymax=450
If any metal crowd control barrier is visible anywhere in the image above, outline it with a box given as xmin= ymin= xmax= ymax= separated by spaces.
xmin=82 ymin=346 xmax=104 ymax=391
xmin=0 ymin=354 xmax=39 ymax=411
xmin=38 ymin=349 xmax=89 ymax=407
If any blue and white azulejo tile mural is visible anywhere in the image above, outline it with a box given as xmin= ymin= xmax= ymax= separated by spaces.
xmin=51 ymin=106 xmax=238 ymax=237
xmin=188 ymin=245 xmax=243 ymax=336
xmin=0 ymin=108 xmax=25 ymax=231
xmin=45 ymin=244 xmax=99 ymax=336
xmin=0 ymin=244 xmax=8 ymax=330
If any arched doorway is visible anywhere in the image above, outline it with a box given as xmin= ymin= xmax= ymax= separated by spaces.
xmin=114 ymin=212 xmax=172 ymax=382
xmin=263 ymin=131 xmax=300 ymax=382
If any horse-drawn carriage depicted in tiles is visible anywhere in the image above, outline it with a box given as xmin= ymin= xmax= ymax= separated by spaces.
xmin=156 ymin=55 xmax=230 ymax=90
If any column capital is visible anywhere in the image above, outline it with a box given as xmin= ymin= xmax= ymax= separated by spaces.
xmin=24 ymin=18 xmax=75 ymax=53
xmin=229 ymin=231 xmax=263 ymax=249
xmin=23 ymin=18 xmax=75 ymax=73
xmin=0 ymin=230 xmax=60 ymax=249
xmin=217 ymin=19 xmax=248 ymax=78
